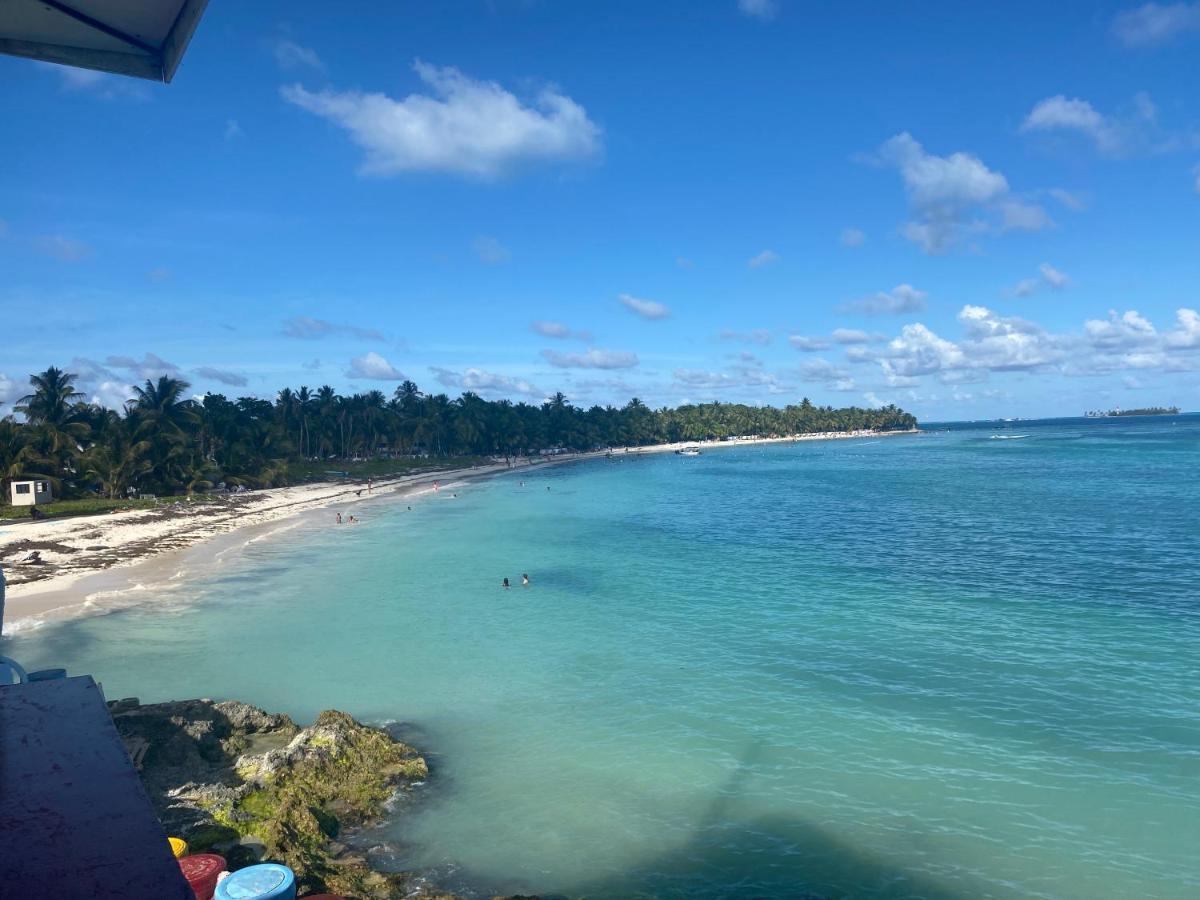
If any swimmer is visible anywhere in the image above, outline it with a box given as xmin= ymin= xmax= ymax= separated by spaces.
xmin=336 ymin=512 xmax=342 ymax=524
xmin=502 ymin=577 xmax=510 ymax=589
xmin=522 ymin=573 xmax=530 ymax=586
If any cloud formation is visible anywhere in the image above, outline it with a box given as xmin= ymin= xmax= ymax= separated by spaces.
xmin=532 ymin=320 xmax=591 ymax=341
xmin=1014 ymin=262 xmax=1070 ymax=297
xmin=737 ymin=0 xmax=779 ymax=20
xmin=854 ymin=304 xmax=1200 ymax=386
xmin=105 ymin=353 xmax=180 ymax=381
xmin=282 ymin=316 xmax=384 ymax=340
xmin=347 ymin=351 xmax=404 ymax=380
xmin=748 ymin=249 xmax=780 ymax=268
xmin=840 ymin=227 xmax=866 ymax=247
xmin=273 ymin=38 xmax=324 ymax=71
xmin=618 ymin=293 xmax=670 ymax=320
xmin=541 ymin=348 xmax=638 ymax=369
xmin=875 ymin=132 xmax=1048 ymax=252
xmin=194 ymin=367 xmax=248 ymax=387
xmin=282 ymin=61 xmax=601 ymax=178
xmin=788 ymin=335 xmax=830 ymax=352
xmin=431 ymin=366 xmax=541 ymax=397
xmin=1112 ymin=2 xmax=1200 ymax=46
xmin=718 ymin=328 xmax=772 ymax=345
xmin=840 ymin=283 xmax=927 ymax=316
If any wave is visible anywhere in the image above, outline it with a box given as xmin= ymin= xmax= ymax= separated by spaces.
xmin=990 ymin=434 xmax=1029 ymax=440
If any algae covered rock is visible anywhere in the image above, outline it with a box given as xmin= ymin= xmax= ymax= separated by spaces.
xmin=111 ymin=698 xmax=431 ymax=898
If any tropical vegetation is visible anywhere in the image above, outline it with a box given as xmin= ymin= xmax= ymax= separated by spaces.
xmin=1 ymin=365 xmax=917 ymax=502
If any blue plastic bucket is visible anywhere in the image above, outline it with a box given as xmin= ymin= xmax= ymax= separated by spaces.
xmin=213 ymin=863 xmax=296 ymax=900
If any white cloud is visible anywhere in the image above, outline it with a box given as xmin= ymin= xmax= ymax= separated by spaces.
xmin=33 ymin=235 xmax=92 ymax=261
xmin=788 ymin=335 xmax=830 ymax=352
xmin=532 ymin=321 xmax=591 ymax=340
xmin=1084 ymin=310 xmax=1158 ymax=349
xmin=1014 ymin=278 xmax=1040 ymax=298
xmin=105 ymin=353 xmax=181 ymax=381
xmin=798 ymin=358 xmax=853 ymax=389
xmin=224 ymin=119 xmax=243 ymax=141
xmin=1012 ymin=263 xmax=1069 ymax=297
xmin=1165 ymin=308 xmax=1200 ymax=348
xmin=840 ymin=283 xmax=927 ymax=316
xmin=1112 ymin=2 xmax=1200 ymax=46
xmin=876 ymin=132 xmax=1046 ymax=252
xmin=1021 ymin=95 xmax=1123 ymax=154
xmin=1048 ymin=187 xmax=1088 ymax=211
xmin=282 ymin=61 xmax=601 ymax=178
xmin=472 ymin=235 xmax=510 ymax=264
xmin=737 ymin=0 xmax=778 ymax=20
xmin=541 ymin=348 xmax=638 ymax=369
xmin=0 ymin=373 xmax=15 ymax=406
xmin=273 ymin=38 xmax=324 ymax=71
xmin=1000 ymin=200 xmax=1054 ymax=232
xmin=719 ymin=329 xmax=772 ymax=344
xmin=431 ymin=366 xmax=541 ymax=397
xmin=91 ymin=381 xmax=136 ymax=410
xmin=1039 ymin=263 xmax=1069 ymax=289
xmin=748 ymin=249 xmax=780 ymax=268
xmin=618 ymin=293 xmax=670 ymax=320
xmin=347 ymin=351 xmax=404 ymax=380
xmin=832 ymin=328 xmax=880 ymax=344
xmin=840 ymin=227 xmax=866 ymax=247
xmin=194 ymin=367 xmax=248 ymax=387
xmin=282 ymin=316 xmax=384 ymax=340
xmin=43 ymin=62 xmax=151 ymax=100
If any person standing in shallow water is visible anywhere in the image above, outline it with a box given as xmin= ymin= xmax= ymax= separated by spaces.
xmin=522 ymin=574 xmax=530 ymax=587
xmin=502 ymin=577 xmax=510 ymax=589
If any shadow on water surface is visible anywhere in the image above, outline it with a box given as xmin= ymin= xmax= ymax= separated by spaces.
xmin=416 ymin=742 xmax=972 ymax=900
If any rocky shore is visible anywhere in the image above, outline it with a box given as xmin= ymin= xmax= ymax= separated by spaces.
xmin=109 ymin=697 xmax=450 ymax=898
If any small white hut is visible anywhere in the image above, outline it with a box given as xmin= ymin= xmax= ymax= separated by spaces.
xmin=9 ymin=479 xmax=52 ymax=507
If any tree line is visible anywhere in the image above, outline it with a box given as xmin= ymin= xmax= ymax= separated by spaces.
xmin=1 ymin=366 xmax=918 ymax=500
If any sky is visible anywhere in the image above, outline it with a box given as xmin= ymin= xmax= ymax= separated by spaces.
xmin=1 ymin=0 xmax=1199 ymax=421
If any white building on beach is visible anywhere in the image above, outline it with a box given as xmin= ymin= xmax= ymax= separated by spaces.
xmin=8 ymin=479 xmax=52 ymax=507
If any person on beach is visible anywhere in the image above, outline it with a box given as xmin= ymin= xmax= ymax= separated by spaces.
xmin=434 ymin=481 xmax=439 ymax=492
xmin=522 ymin=573 xmax=530 ymax=587
xmin=502 ymin=577 xmax=510 ymax=589
xmin=336 ymin=512 xmax=342 ymax=524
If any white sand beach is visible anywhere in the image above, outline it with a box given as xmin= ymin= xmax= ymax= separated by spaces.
xmin=0 ymin=429 xmax=913 ymax=628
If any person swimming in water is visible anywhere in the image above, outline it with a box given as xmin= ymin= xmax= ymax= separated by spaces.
xmin=336 ymin=512 xmax=342 ymax=524
xmin=502 ymin=577 xmax=510 ymax=589
xmin=522 ymin=573 xmax=529 ymax=586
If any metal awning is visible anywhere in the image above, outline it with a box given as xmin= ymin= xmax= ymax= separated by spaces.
xmin=0 ymin=0 xmax=209 ymax=83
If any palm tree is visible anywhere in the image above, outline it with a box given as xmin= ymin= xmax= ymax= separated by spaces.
xmin=16 ymin=366 xmax=84 ymax=425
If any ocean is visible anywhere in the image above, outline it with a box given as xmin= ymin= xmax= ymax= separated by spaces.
xmin=5 ymin=416 xmax=1199 ymax=898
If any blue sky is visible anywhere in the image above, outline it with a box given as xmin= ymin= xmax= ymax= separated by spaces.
xmin=2 ymin=0 xmax=1198 ymax=420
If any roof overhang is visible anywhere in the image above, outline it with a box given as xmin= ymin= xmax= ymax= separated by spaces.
xmin=0 ymin=0 xmax=209 ymax=83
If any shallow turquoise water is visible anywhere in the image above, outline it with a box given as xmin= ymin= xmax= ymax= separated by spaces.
xmin=6 ymin=418 xmax=1200 ymax=898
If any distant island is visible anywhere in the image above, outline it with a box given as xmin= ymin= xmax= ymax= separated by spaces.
xmin=1085 ymin=406 xmax=1180 ymax=418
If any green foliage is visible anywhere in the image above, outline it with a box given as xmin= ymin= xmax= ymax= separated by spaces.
xmin=1 ymin=366 xmax=919 ymax=504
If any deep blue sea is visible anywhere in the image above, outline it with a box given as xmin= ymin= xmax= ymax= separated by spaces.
xmin=6 ymin=416 xmax=1199 ymax=899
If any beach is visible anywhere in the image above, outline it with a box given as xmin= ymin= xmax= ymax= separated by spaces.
xmin=0 ymin=430 xmax=913 ymax=629
xmin=6 ymin=418 xmax=1194 ymax=898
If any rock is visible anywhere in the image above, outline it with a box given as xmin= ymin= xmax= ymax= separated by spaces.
xmin=113 ymin=698 xmax=432 ymax=898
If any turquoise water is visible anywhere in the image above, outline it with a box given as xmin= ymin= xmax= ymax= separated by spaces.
xmin=5 ymin=418 xmax=1199 ymax=899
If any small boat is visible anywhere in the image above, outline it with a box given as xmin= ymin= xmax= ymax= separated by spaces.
xmin=676 ymin=446 xmax=702 ymax=456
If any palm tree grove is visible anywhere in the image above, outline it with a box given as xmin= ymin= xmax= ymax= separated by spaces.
xmin=1 ymin=366 xmax=918 ymax=506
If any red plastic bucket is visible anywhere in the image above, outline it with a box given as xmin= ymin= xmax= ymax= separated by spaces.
xmin=179 ymin=853 xmax=225 ymax=900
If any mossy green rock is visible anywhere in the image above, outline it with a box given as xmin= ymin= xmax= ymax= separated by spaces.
xmin=112 ymin=699 xmax=433 ymax=898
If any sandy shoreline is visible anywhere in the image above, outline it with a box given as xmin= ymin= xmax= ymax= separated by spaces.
xmin=0 ymin=429 xmax=915 ymax=629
